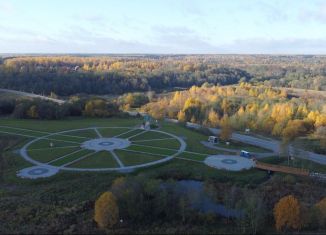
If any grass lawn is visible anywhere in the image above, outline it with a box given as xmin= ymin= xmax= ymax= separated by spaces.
xmin=160 ymin=122 xmax=230 ymax=155
xmin=98 ymin=127 xmax=131 ymax=138
xmin=0 ymin=126 xmax=45 ymax=137
xmin=118 ymin=129 xmax=144 ymax=139
xmin=27 ymin=147 xmax=80 ymax=163
xmin=69 ymin=151 xmax=119 ymax=168
xmin=49 ymin=149 xmax=94 ymax=166
xmin=28 ymin=138 xmax=79 ymax=149
xmin=132 ymin=138 xmax=180 ymax=149
xmin=130 ymin=131 xmax=171 ymax=141
xmin=60 ymin=129 xmax=98 ymax=139
xmin=0 ymin=117 xmax=142 ymax=132
xmin=115 ymin=150 xmax=165 ymax=166
xmin=127 ymin=144 xmax=177 ymax=155
xmin=44 ymin=133 xmax=88 ymax=143
xmin=214 ymin=140 xmax=272 ymax=153
xmin=177 ymin=152 xmax=208 ymax=161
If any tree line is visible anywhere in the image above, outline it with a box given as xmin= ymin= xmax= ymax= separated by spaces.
xmin=1 ymin=55 xmax=325 ymax=96
xmin=93 ymin=176 xmax=326 ymax=234
xmin=0 ymin=92 xmax=152 ymax=120
xmin=0 ymin=56 xmax=251 ymax=96
xmin=141 ymin=83 xmax=326 ymax=151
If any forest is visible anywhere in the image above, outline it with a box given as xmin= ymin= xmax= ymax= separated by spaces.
xmin=0 ymin=55 xmax=326 ymax=96
xmin=141 ymin=83 xmax=326 ymax=153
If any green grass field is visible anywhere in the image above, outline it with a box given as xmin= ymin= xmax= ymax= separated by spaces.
xmin=115 ymin=150 xmax=165 ymax=166
xmin=50 ymin=149 xmax=95 ymax=166
xmin=0 ymin=117 xmax=141 ymax=132
xmin=1 ymin=116 xmax=323 ymax=181
xmin=130 ymin=131 xmax=171 ymax=141
xmin=132 ymin=138 xmax=181 ymax=149
xmin=69 ymin=151 xmax=119 ymax=168
xmin=27 ymin=147 xmax=80 ymax=163
xmin=214 ymin=140 xmax=272 ymax=153
xmin=98 ymin=127 xmax=131 ymax=137
xmin=28 ymin=139 xmax=79 ymax=149
xmin=160 ymin=122 xmax=230 ymax=155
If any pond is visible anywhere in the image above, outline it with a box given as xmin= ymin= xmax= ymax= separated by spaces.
xmin=171 ymin=180 xmax=242 ymax=218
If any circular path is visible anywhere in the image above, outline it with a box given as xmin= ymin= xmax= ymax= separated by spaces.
xmin=17 ymin=127 xmax=186 ymax=179
xmin=204 ymin=155 xmax=255 ymax=171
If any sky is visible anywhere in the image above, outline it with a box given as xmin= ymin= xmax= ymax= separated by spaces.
xmin=1 ymin=0 xmax=326 ymax=54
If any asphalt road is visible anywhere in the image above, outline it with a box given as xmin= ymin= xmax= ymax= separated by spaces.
xmin=209 ymin=127 xmax=326 ymax=165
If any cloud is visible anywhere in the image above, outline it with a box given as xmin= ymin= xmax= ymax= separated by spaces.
xmin=220 ymin=38 xmax=326 ymax=54
xmin=0 ymin=0 xmax=14 ymax=14
xmin=298 ymin=2 xmax=326 ymax=23
xmin=240 ymin=1 xmax=288 ymax=23
xmin=150 ymin=25 xmax=221 ymax=53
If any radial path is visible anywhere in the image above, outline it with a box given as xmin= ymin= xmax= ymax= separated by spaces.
xmin=10 ymin=126 xmax=187 ymax=178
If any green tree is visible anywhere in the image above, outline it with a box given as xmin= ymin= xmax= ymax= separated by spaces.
xmin=236 ymin=192 xmax=266 ymax=234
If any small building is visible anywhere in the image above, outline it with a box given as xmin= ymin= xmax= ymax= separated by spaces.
xmin=208 ymin=136 xmax=218 ymax=143
xmin=245 ymin=128 xmax=250 ymax=134
xmin=240 ymin=150 xmax=251 ymax=158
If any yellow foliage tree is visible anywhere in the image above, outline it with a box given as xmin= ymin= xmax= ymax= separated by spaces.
xmin=273 ymin=195 xmax=302 ymax=232
xmin=26 ymin=105 xmax=39 ymax=119
xmin=282 ymin=119 xmax=310 ymax=143
xmin=208 ymin=109 xmax=219 ymax=127
xmin=177 ymin=110 xmax=186 ymax=122
xmin=315 ymin=197 xmax=326 ymax=228
xmin=220 ymin=115 xmax=232 ymax=141
xmin=94 ymin=192 xmax=119 ymax=229
xmin=315 ymin=114 xmax=326 ymax=127
xmin=237 ymin=106 xmax=245 ymax=116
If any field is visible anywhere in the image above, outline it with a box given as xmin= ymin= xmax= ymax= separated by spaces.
xmin=0 ymin=117 xmax=273 ymax=179
xmin=214 ymin=140 xmax=272 ymax=153
xmin=0 ymin=117 xmax=325 ymax=234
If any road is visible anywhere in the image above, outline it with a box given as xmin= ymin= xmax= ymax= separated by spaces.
xmin=208 ymin=127 xmax=326 ymax=165
xmin=0 ymin=88 xmax=66 ymax=104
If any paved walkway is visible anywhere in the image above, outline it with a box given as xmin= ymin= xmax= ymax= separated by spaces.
xmin=18 ymin=127 xmax=187 ymax=175
xmin=0 ymin=88 xmax=66 ymax=104
xmin=110 ymin=150 xmax=124 ymax=167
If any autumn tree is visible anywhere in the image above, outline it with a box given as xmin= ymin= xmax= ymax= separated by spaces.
xmin=282 ymin=119 xmax=312 ymax=143
xmin=315 ymin=197 xmax=326 ymax=229
xmin=26 ymin=105 xmax=39 ymax=119
xmin=220 ymin=115 xmax=232 ymax=141
xmin=273 ymin=195 xmax=302 ymax=232
xmin=177 ymin=110 xmax=186 ymax=123
xmin=94 ymin=191 xmax=119 ymax=229
xmin=207 ymin=109 xmax=219 ymax=127
xmin=315 ymin=127 xmax=326 ymax=151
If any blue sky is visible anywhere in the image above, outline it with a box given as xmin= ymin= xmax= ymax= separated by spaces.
xmin=1 ymin=0 xmax=326 ymax=54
